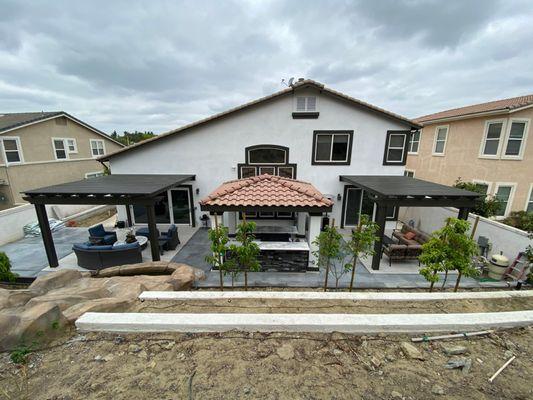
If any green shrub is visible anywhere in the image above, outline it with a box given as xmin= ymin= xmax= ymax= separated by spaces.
xmin=0 ymin=252 xmax=18 ymax=282
xmin=503 ymin=211 xmax=533 ymax=232
xmin=453 ymin=179 xmax=500 ymax=218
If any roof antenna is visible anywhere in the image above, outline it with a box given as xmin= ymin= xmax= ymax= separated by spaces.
xmin=281 ymin=77 xmax=295 ymax=87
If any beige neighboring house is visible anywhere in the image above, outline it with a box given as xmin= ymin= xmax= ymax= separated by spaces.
xmin=0 ymin=112 xmax=123 ymax=210
xmin=406 ymin=94 xmax=533 ymax=218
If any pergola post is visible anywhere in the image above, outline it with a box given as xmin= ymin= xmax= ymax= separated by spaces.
xmin=34 ymin=204 xmax=59 ymax=268
xmin=145 ymin=204 xmax=160 ymax=262
xmin=457 ymin=207 xmax=470 ymax=220
xmin=371 ymin=203 xmax=387 ymax=271
xmin=307 ymin=213 xmax=322 ymax=267
xmin=125 ymin=205 xmax=133 ymax=227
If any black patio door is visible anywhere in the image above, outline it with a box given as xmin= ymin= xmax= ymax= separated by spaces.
xmin=343 ymin=187 xmax=362 ymax=227
xmin=170 ymin=188 xmax=192 ymax=225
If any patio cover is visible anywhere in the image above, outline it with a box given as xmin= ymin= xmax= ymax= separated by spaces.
xmin=200 ymin=174 xmax=333 ymax=213
xmin=22 ymin=174 xmax=195 ymax=267
xmin=339 ymin=175 xmax=482 ymax=270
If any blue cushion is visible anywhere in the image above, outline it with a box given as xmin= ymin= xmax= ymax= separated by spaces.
xmin=74 ymin=243 xmax=113 ymax=251
xmin=113 ymin=242 xmax=140 ymax=250
xmin=88 ymin=224 xmax=106 ymax=237
xmin=73 ymin=243 xmax=92 ymax=250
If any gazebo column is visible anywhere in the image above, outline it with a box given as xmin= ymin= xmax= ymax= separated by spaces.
xmin=226 ymin=211 xmax=237 ymax=235
xmin=145 ymin=204 xmax=161 ymax=262
xmin=457 ymin=207 xmax=470 ymax=220
xmin=297 ymin=212 xmax=307 ymax=237
xmin=307 ymin=213 xmax=322 ymax=267
xmin=371 ymin=203 xmax=388 ymax=271
xmin=209 ymin=213 xmax=223 ymax=229
xmin=125 ymin=205 xmax=133 ymax=227
xmin=34 ymin=204 xmax=59 ymax=268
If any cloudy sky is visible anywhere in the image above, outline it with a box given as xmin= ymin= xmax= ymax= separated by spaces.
xmin=1 ymin=0 xmax=532 ymax=134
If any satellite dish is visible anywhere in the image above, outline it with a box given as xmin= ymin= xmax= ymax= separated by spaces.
xmin=288 ymin=77 xmax=295 ymax=86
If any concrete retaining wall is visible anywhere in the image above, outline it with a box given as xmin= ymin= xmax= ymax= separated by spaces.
xmin=399 ymin=206 xmax=531 ymax=260
xmin=76 ymin=310 xmax=533 ymax=334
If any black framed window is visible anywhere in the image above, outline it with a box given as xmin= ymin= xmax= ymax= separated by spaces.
xmin=383 ymin=130 xmax=409 ymax=165
xmin=247 ymin=146 xmax=286 ymax=165
xmin=312 ymin=130 xmax=353 ymax=165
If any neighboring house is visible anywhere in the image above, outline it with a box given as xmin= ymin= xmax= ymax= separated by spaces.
xmin=406 ymin=94 xmax=533 ymax=218
xmin=0 ymin=112 xmax=124 ymax=210
xmin=101 ymin=79 xmax=421 ymax=228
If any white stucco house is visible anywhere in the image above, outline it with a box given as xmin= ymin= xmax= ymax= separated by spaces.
xmin=99 ymin=78 xmax=424 ymax=270
xmin=102 ymin=79 xmax=420 ymax=225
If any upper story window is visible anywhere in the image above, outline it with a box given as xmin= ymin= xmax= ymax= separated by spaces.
xmin=1 ymin=137 xmax=23 ymax=165
xmin=480 ymin=120 xmax=504 ymax=157
xmin=247 ymin=146 xmax=287 ymax=165
xmin=526 ymin=184 xmax=533 ymax=213
xmin=0 ymin=136 xmax=24 ymax=165
xmin=90 ymin=139 xmax=105 ymax=157
xmin=494 ymin=183 xmax=515 ymax=217
xmin=503 ymin=119 xmax=529 ymax=159
xmin=383 ymin=131 xmax=408 ymax=165
xmin=312 ymin=130 xmax=353 ymax=165
xmin=52 ymin=138 xmax=77 ymax=160
xmin=408 ymin=130 xmax=420 ymax=154
xmin=433 ymin=126 xmax=448 ymax=155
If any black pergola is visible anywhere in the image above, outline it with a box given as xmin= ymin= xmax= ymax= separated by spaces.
xmin=23 ymin=174 xmax=195 ymax=268
xmin=339 ymin=175 xmax=482 ymax=270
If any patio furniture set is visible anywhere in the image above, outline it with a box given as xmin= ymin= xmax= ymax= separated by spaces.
xmin=72 ymin=224 xmax=181 ymax=270
xmin=381 ymin=224 xmax=429 ymax=266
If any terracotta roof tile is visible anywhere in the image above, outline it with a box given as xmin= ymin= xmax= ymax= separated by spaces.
xmin=200 ymin=174 xmax=333 ymax=210
xmin=416 ymin=94 xmax=533 ymax=124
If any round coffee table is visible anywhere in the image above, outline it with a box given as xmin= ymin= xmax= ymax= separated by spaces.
xmin=113 ymin=235 xmax=148 ymax=250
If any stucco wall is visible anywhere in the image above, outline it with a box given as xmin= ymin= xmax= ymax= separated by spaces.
xmin=406 ymin=108 xmax=533 ymax=214
xmin=399 ymin=206 xmax=531 ymax=261
xmin=110 ymin=89 xmax=412 ymax=226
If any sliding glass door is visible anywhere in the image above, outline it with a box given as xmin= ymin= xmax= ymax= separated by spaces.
xmin=170 ymin=188 xmax=192 ymax=225
xmin=132 ymin=187 xmax=193 ymax=226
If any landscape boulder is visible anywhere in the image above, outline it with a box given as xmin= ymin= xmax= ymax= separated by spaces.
xmin=0 ymin=288 xmax=36 ymax=309
xmin=63 ymin=297 xmax=132 ymax=322
xmin=29 ymin=269 xmax=82 ymax=294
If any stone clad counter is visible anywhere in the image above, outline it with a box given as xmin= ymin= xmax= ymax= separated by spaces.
xmin=228 ymin=240 xmax=310 ymax=272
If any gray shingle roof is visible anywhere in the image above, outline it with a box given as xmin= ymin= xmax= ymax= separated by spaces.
xmin=0 ymin=112 xmax=63 ymax=133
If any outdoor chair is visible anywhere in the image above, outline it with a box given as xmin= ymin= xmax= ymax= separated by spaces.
xmin=135 ymin=227 xmax=160 ymax=239
xmin=382 ymin=244 xmax=407 ymax=266
xmin=160 ymin=224 xmax=180 ymax=250
xmin=88 ymin=224 xmax=117 ymax=245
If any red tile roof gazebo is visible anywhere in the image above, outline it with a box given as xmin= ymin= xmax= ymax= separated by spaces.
xmin=200 ymin=174 xmax=333 ymax=213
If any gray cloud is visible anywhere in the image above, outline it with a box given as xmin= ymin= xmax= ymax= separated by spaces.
xmin=0 ymin=0 xmax=532 ymax=133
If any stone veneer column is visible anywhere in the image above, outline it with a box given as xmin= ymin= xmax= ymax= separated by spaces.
xmin=307 ymin=214 xmax=323 ymax=268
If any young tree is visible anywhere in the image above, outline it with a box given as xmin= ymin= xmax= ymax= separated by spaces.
xmin=419 ymin=218 xmax=479 ymax=292
xmin=229 ymin=220 xmax=261 ymax=290
xmin=205 ymin=218 xmax=231 ymax=290
xmin=312 ymin=225 xmax=343 ymax=291
xmin=328 ymin=241 xmax=352 ymax=289
xmin=344 ymin=214 xmax=379 ymax=292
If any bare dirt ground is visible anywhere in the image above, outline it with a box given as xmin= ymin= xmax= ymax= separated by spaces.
xmin=134 ymin=296 xmax=533 ymax=315
xmin=0 ymin=327 xmax=531 ymax=400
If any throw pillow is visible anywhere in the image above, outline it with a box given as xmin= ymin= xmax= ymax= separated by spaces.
xmin=404 ymin=231 xmax=416 ymax=240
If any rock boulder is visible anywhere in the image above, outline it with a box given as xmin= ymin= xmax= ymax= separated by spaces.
xmin=29 ymin=270 xmax=82 ymax=294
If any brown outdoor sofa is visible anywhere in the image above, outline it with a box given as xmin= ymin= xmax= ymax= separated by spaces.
xmin=382 ymin=224 xmax=430 ymax=266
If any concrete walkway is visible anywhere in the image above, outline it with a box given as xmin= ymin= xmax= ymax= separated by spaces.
xmin=0 ymin=227 xmax=88 ymax=277
xmin=172 ymin=228 xmax=508 ymax=290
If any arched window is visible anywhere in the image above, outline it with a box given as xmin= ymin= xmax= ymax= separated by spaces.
xmin=246 ymin=145 xmax=287 ymax=165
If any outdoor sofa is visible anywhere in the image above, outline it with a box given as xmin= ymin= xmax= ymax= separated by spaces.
xmin=136 ymin=224 xmax=180 ymax=250
xmin=72 ymin=241 xmax=142 ymax=270
xmin=381 ymin=224 xmax=430 ymax=266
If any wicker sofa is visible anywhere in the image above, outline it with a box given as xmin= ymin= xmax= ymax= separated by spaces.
xmin=382 ymin=224 xmax=430 ymax=266
xmin=72 ymin=241 xmax=142 ymax=270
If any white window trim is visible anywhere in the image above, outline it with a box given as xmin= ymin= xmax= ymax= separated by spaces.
xmin=407 ymin=131 xmax=421 ymax=155
xmin=478 ymin=119 xmax=506 ymax=159
xmin=66 ymin=138 xmax=78 ymax=154
xmin=90 ymin=139 xmax=106 ymax=158
xmin=492 ymin=182 xmax=517 ymax=218
xmin=85 ymin=171 xmax=105 ymax=179
xmin=432 ymin=125 xmax=448 ymax=156
xmin=51 ymin=137 xmax=69 ymax=160
xmin=471 ymin=179 xmax=492 ymax=198
xmin=0 ymin=136 xmax=24 ymax=165
xmin=525 ymin=183 xmax=533 ymax=212
xmin=501 ymin=118 xmax=530 ymax=160
xmin=404 ymin=169 xmax=415 ymax=177
xmin=294 ymin=95 xmax=319 ymax=112
xmin=385 ymin=133 xmax=407 ymax=163
xmin=314 ymin=133 xmax=351 ymax=163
